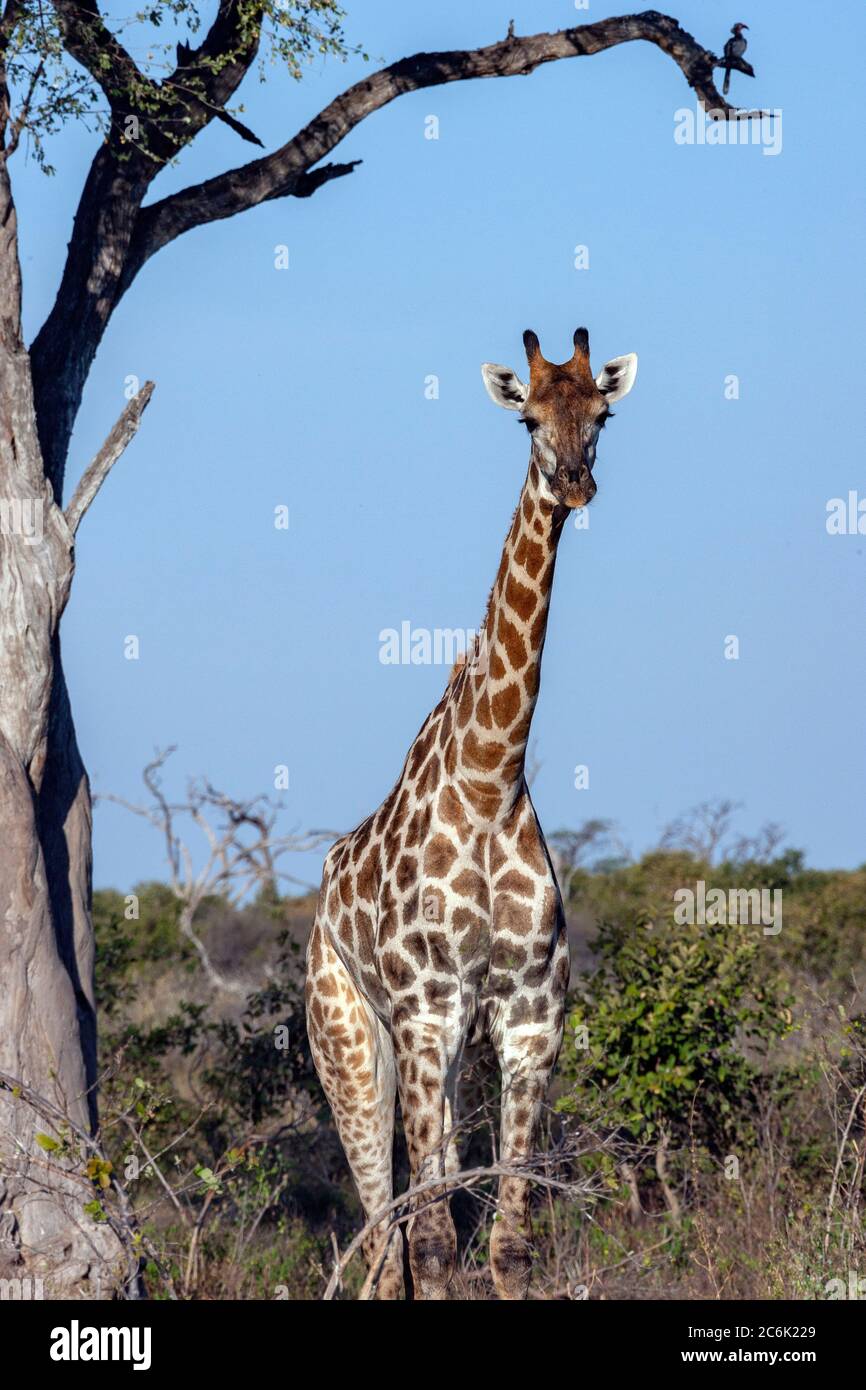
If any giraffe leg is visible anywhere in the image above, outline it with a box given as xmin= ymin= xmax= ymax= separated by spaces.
xmin=393 ymin=1020 xmax=464 ymax=1300
xmin=305 ymin=918 xmax=404 ymax=1300
xmin=486 ymin=815 xmax=570 ymax=1300
xmin=487 ymin=980 xmax=567 ymax=1302
xmin=488 ymin=1044 xmax=555 ymax=1301
xmin=487 ymin=921 xmax=568 ymax=1298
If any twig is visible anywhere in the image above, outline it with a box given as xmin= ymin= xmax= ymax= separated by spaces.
xmin=323 ymin=1155 xmax=606 ymax=1301
xmin=824 ymin=1080 xmax=866 ymax=1259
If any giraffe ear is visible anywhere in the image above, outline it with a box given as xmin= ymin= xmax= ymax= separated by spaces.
xmin=595 ymin=353 xmax=638 ymax=402
xmin=481 ymin=363 xmax=529 ymax=412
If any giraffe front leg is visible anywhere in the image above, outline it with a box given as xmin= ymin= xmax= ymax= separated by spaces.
xmin=489 ymin=984 xmax=569 ymax=1295
xmin=489 ymin=1053 xmax=554 ymax=1301
xmin=393 ymin=1016 xmax=464 ymax=1301
xmin=488 ymin=881 xmax=569 ymax=1300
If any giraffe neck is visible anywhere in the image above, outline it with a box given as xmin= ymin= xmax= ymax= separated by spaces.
xmin=443 ymin=456 xmax=567 ymax=824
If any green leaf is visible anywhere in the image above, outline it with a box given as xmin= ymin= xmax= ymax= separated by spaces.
xmin=194 ymin=1164 xmax=221 ymax=1192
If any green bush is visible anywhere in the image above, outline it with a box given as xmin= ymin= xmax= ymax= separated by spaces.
xmin=558 ymin=853 xmax=794 ymax=1153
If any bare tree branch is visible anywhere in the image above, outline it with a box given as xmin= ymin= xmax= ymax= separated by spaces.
xmin=64 ymin=381 xmax=154 ymax=536
xmin=98 ymin=748 xmax=339 ymax=996
xmin=659 ymin=798 xmax=742 ymax=865
xmin=122 ymin=11 xmax=765 ymax=284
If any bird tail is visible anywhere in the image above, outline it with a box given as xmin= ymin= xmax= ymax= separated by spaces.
xmin=723 ymin=65 xmax=731 ymax=95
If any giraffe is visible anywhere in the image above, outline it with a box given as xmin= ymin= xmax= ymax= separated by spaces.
xmin=305 ymin=326 xmax=637 ymax=1300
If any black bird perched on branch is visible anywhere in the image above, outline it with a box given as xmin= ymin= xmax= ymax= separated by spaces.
xmin=722 ymin=22 xmax=749 ymax=96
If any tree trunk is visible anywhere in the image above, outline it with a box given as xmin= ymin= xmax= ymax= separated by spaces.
xmin=0 ymin=155 xmax=123 ymax=1297
xmin=30 ymin=148 xmax=152 ymax=500
xmin=37 ymin=653 xmax=100 ymax=1130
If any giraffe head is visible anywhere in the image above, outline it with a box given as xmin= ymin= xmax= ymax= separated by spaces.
xmin=481 ymin=328 xmax=637 ymax=508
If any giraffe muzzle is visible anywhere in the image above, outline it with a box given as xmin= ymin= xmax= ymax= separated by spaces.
xmin=558 ymin=463 xmax=597 ymax=508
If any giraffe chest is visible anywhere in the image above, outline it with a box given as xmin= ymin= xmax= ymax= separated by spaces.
xmin=369 ymin=811 xmax=493 ymax=1011
xmin=323 ymin=792 xmax=566 ymax=1036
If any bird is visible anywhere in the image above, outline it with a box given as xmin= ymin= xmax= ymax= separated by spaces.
xmin=722 ymin=23 xmax=749 ymax=96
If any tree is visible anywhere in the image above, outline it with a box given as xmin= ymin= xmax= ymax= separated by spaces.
xmin=0 ymin=3 xmax=761 ymax=1295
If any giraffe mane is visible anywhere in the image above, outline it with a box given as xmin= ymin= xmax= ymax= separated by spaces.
xmin=478 ymin=500 xmax=522 ymax=639
xmin=448 ymin=650 xmax=468 ymax=683
xmin=447 ymin=500 xmax=519 ymax=691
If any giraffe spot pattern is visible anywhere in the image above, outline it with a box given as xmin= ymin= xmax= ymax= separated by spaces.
xmin=423 ymin=833 xmax=459 ymax=878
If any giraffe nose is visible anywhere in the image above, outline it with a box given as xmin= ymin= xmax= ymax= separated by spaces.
xmin=572 ymin=463 xmax=596 ymax=500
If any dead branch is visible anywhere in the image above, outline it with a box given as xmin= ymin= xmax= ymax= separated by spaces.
xmin=323 ymin=1158 xmax=586 ymax=1301
xmin=123 ymin=12 xmax=769 ymax=285
xmin=659 ymin=797 xmax=741 ymax=865
xmin=64 ymin=382 xmax=155 ymax=536
xmin=98 ymin=747 xmax=339 ymax=996
xmin=323 ymin=1106 xmax=636 ymax=1300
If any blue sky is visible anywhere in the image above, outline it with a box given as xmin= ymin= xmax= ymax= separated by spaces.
xmin=16 ymin=0 xmax=866 ymax=889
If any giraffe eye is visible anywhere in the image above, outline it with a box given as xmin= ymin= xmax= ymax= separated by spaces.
xmin=521 ymin=417 xmax=539 ymax=433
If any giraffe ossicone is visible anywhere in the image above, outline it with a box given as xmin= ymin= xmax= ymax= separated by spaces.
xmin=306 ymin=326 xmax=637 ymax=1300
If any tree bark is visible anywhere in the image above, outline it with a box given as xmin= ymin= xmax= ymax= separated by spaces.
xmin=30 ymin=150 xmax=152 ymax=499
xmin=0 ymin=152 xmax=125 ymax=1294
